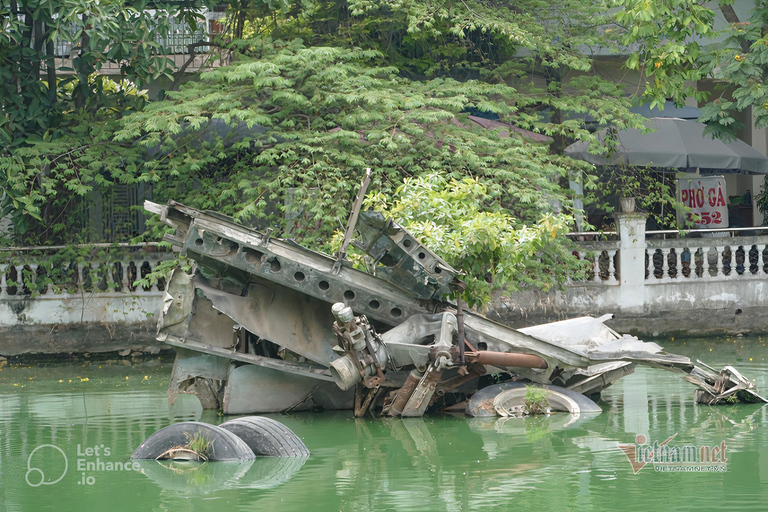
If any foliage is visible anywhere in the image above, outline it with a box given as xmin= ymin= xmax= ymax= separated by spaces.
xmin=0 ymin=107 xmax=153 ymax=240
xmin=105 ymin=0 xmax=647 ymax=305
xmin=363 ymin=173 xmax=588 ymax=307
xmin=695 ymin=0 xmax=768 ymax=140
xmin=615 ymin=0 xmax=768 ymax=141
xmin=523 ymin=385 xmax=550 ymax=415
xmin=1 ymin=0 xmax=206 ymax=239
xmin=584 ymin=164 xmax=684 ymax=229
xmin=184 ymin=430 xmax=214 ymax=460
xmin=112 ymin=35 xmax=616 ymax=248
xmin=2 ymin=0 xmax=652 ymax=304
xmin=218 ymin=0 xmax=647 ymax=148
xmin=755 ymin=175 xmax=768 ymax=225
xmin=614 ymin=0 xmax=713 ymax=108
xmin=1 ymin=0 xmax=205 ymax=144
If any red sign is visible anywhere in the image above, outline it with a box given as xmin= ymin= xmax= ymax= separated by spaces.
xmin=677 ymin=176 xmax=729 ymax=227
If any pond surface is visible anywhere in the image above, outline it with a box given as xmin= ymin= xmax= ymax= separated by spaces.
xmin=1 ymin=335 xmax=768 ymax=511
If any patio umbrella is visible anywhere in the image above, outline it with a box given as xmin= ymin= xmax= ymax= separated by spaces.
xmin=564 ymin=117 xmax=768 ymax=174
xmin=629 ymin=100 xmax=701 ymax=120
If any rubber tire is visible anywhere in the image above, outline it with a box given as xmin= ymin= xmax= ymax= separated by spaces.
xmin=219 ymin=416 xmax=310 ymax=457
xmin=467 ymin=382 xmax=603 ymax=417
xmin=131 ymin=421 xmax=256 ymax=461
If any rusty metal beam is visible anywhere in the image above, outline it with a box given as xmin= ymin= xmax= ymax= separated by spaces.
xmin=467 ymin=351 xmax=548 ymax=369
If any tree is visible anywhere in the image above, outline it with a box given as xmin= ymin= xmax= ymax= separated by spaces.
xmin=615 ymin=0 xmax=768 ymax=141
xmin=2 ymin=0 xmax=648 ymax=304
xmin=1 ymin=0 xmax=205 ymax=141
xmin=363 ymin=173 xmax=583 ymax=307
xmin=0 ymin=0 xmax=206 ymax=236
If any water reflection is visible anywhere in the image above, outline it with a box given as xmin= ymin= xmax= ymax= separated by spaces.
xmin=136 ymin=456 xmax=308 ymax=495
xmin=1 ymin=340 xmax=768 ymax=511
xmin=307 ymin=392 xmax=768 ymax=511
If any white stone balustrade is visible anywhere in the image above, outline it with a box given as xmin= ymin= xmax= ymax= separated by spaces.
xmin=0 ymin=253 xmax=171 ymax=297
xmin=576 ymin=243 xmax=621 ymax=284
xmin=645 ymin=237 xmax=768 ymax=283
xmin=0 ymin=245 xmax=174 ymax=327
xmin=567 ymin=217 xmax=768 ymax=317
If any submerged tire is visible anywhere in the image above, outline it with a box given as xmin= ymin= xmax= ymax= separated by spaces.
xmin=131 ymin=421 xmax=256 ymax=461
xmin=467 ymin=382 xmax=602 ymax=417
xmin=219 ymin=416 xmax=310 ymax=457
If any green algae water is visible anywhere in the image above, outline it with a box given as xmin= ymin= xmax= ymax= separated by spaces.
xmin=1 ymin=335 xmax=768 ymax=511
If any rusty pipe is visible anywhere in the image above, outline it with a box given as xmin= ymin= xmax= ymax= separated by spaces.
xmin=470 ymin=351 xmax=548 ymax=369
xmin=387 ymin=369 xmax=423 ymax=416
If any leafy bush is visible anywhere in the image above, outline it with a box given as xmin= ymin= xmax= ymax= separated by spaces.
xmin=364 ymin=173 xmax=589 ymax=307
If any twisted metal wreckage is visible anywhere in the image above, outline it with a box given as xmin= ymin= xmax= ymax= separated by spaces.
xmin=145 ymin=187 xmax=766 ymax=418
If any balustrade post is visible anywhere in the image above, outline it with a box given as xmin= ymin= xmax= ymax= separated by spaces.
xmin=607 ymin=249 xmax=619 ymax=283
xmin=104 ymin=261 xmax=115 ymax=292
xmin=29 ymin=264 xmax=38 ymax=292
xmin=579 ymin=251 xmax=595 ymax=281
xmin=715 ymin=246 xmax=725 ymax=277
xmin=92 ymin=262 xmax=101 ymax=291
xmin=688 ymin=246 xmax=699 ymax=278
xmin=578 ymin=252 xmax=594 ymax=282
xmin=660 ymin=248 xmax=671 ymax=282
xmin=14 ymin=265 xmax=23 ymax=294
xmin=77 ymin=263 xmax=85 ymax=293
xmin=0 ymin=264 xmax=6 ymax=297
xmin=615 ymin=212 xmax=648 ymax=313
xmin=591 ymin=253 xmax=599 ymax=282
xmin=121 ymin=261 xmax=129 ymax=290
xmin=736 ymin=245 xmax=746 ymax=277
xmin=704 ymin=247 xmax=716 ymax=277
xmin=150 ymin=260 xmax=160 ymax=293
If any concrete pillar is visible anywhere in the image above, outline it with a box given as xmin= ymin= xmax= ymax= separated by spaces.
xmin=615 ymin=213 xmax=648 ymax=313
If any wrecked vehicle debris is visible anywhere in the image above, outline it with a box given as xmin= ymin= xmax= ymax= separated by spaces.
xmin=144 ymin=197 xmax=767 ymax=418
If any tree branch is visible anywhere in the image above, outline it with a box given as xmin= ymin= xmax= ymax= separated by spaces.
xmin=171 ymin=41 xmax=225 ymax=91
xmin=720 ymin=4 xmax=750 ymax=54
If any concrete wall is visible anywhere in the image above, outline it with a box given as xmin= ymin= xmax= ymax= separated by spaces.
xmin=490 ymin=280 xmax=768 ymax=338
xmin=0 ymin=293 xmax=163 ymax=356
xmin=0 ymin=248 xmax=170 ymax=356
xmin=0 ymin=292 xmax=164 ymax=356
